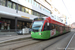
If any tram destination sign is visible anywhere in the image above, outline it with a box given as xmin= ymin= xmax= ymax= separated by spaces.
xmin=34 ymin=18 xmax=44 ymax=21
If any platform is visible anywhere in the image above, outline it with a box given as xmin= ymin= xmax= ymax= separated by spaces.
xmin=0 ymin=34 xmax=31 ymax=43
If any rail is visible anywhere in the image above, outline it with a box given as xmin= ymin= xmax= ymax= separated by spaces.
xmin=65 ymin=33 xmax=75 ymax=50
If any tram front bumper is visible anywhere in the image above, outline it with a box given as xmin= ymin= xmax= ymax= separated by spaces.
xmin=31 ymin=32 xmax=49 ymax=39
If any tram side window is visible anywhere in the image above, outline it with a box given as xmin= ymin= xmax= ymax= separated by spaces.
xmin=56 ymin=25 xmax=59 ymax=31
xmin=49 ymin=23 xmax=52 ymax=30
xmin=49 ymin=24 xmax=55 ymax=30
xmin=62 ymin=26 xmax=65 ymax=31
xmin=43 ymin=23 xmax=47 ymax=31
xmin=51 ymin=24 xmax=55 ymax=29
xmin=55 ymin=24 xmax=57 ymax=30
xmin=47 ymin=23 xmax=50 ymax=30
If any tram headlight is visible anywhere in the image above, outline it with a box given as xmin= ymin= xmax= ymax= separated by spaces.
xmin=39 ymin=33 xmax=42 ymax=35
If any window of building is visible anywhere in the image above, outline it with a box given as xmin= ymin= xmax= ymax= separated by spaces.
xmin=38 ymin=13 xmax=41 ymax=17
xmin=41 ymin=14 xmax=44 ymax=17
xmin=29 ymin=9 xmax=32 ymax=15
xmin=26 ymin=0 xmax=29 ymax=2
xmin=36 ymin=12 xmax=38 ymax=16
xmin=25 ymin=8 xmax=29 ymax=13
xmin=12 ymin=3 xmax=16 ymax=9
xmin=38 ymin=4 xmax=40 ymax=8
xmin=36 ymin=3 xmax=38 ymax=7
xmin=40 ymin=5 xmax=42 ymax=9
xmin=7 ymin=1 xmax=12 ymax=8
xmin=18 ymin=5 xmax=21 ymax=11
xmin=29 ymin=0 xmax=32 ymax=4
xmin=0 ymin=0 xmax=2 ymax=5
xmin=0 ymin=19 xmax=11 ymax=30
xmin=24 ymin=7 xmax=26 ymax=12
xmin=32 ymin=0 xmax=34 ymax=5
xmin=0 ymin=0 xmax=6 ymax=6
xmin=33 ymin=11 xmax=38 ymax=16
xmin=32 ymin=10 xmax=33 ymax=15
xmin=34 ymin=1 xmax=37 ymax=6
xmin=22 ymin=6 xmax=24 ymax=12
xmin=42 ymin=6 xmax=44 ymax=10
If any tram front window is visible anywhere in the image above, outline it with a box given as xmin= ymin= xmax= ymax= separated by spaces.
xmin=32 ymin=21 xmax=44 ymax=31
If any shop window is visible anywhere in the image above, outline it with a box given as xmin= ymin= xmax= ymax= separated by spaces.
xmin=7 ymin=1 xmax=12 ymax=8
xmin=17 ymin=21 xmax=22 ymax=29
xmin=12 ymin=3 xmax=16 ymax=9
xmin=27 ymin=23 xmax=31 ymax=28
xmin=22 ymin=22 xmax=25 ymax=28
xmin=0 ymin=0 xmax=6 ymax=6
xmin=0 ymin=20 xmax=11 ymax=30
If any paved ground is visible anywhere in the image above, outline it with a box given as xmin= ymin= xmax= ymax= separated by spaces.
xmin=45 ymin=32 xmax=74 ymax=50
xmin=14 ymin=32 xmax=73 ymax=50
xmin=68 ymin=34 xmax=75 ymax=50
xmin=0 ymin=29 xmax=75 ymax=50
xmin=0 ymin=34 xmax=31 ymax=43
xmin=0 ymin=31 xmax=73 ymax=50
xmin=0 ymin=32 xmax=18 ymax=37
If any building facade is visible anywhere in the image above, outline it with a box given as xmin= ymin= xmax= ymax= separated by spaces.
xmin=0 ymin=0 xmax=53 ymax=32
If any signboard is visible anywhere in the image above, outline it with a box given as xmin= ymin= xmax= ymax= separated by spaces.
xmin=21 ymin=16 xmax=30 ymax=19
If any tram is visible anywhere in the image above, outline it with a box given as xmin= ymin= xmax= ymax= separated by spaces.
xmin=31 ymin=17 xmax=70 ymax=39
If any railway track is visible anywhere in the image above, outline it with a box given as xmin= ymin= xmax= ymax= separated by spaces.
xmin=0 ymin=38 xmax=43 ymax=50
xmin=11 ymin=32 xmax=72 ymax=50
xmin=13 ymin=32 xmax=73 ymax=50
xmin=65 ymin=33 xmax=75 ymax=50
xmin=0 ymin=38 xmax=32 ymax=47
xmin=42 ymin=32 xmax=72 ymax=50
xmin=43 ymin=32 xmax=74 ymax=50
xmin=0 ymin=32 xmax=73 ymax=50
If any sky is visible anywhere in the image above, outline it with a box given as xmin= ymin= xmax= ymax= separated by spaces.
xmin=50 ymin=0 xmax=75 ymax=24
